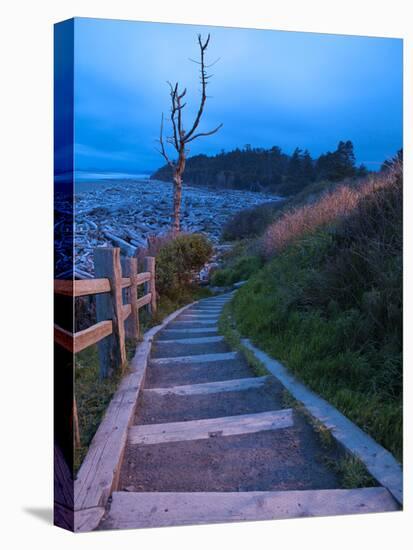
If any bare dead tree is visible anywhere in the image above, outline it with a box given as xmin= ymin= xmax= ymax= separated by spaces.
xmin=157 ymin=34 xmax=222 ymax=234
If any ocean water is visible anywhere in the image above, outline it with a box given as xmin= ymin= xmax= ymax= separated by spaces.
xmin=55 ymin=171 xmax=155 ymax=193
xmin=75 ymin=171 xmax=151 ymax=182
xmin=55 ymin=171 xmax=152 ymax=184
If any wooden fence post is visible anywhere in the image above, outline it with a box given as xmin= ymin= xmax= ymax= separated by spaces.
xmin=144 ymin=256 xmax=157 ymax=315
xmin=121 ymin=257 xmax=140 ymax=340
xmin=94 ymin=247 xmax=127 ymax=378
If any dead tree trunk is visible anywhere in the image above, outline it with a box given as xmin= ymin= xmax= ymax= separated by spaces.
xmin=157 ymin=34 xmax=222 ymax=235
xmin=173 ymin=171 xmax=183 ymax=234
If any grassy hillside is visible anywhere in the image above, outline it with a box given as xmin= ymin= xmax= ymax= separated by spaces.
xmin=214 ymin=161 xmax=402 ymax=460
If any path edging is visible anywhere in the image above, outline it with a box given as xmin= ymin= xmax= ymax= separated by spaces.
xmin=242 ymin=338 xmax=403 ymax=506
xmin=72 ymin=300 xmax=198 ymax=532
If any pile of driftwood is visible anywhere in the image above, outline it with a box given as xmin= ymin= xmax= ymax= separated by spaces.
xmin=55 ymin=178 xmax=278 ymax=278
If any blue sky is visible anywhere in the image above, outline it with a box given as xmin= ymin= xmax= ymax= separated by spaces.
xmin=74 ymin=17 xmax=402 ymax=173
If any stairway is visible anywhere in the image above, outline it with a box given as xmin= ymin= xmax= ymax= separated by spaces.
xmin=99 ymin=293 xmax=398 ymax=529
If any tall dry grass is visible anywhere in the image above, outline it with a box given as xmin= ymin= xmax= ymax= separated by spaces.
xmin=261 ymin=164 xmax=401 ymax=258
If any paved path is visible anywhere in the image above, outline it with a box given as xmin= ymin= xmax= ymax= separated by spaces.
xmin=99 ymin=294 xmax=398 ymax=529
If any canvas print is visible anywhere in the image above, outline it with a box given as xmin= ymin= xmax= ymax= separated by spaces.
xmin=54 ymin=17 xmax=403 ymax=532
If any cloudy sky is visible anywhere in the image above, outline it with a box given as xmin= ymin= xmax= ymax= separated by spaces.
xmin=73 ymin=17 xmax=402 ymax=173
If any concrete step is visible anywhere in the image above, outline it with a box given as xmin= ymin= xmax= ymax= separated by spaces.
xmin=145 ymin=355 xmax=253 ymax=388
xmin=155 ymin=335 xmax=225 ymax=345
xmin=198 ymin=300 xmax=231 ymax=306
xmin=150 ymin=351 xmax=237 ymax=366
xmin=167 ymin=320 xmax=218 ymax=329
xmin=136 ymin=376 xmax=284 ymax=425
xmin=101 ymin=488 xmax=399 ymax=529
xmin=177 ymin=316 xmax=220 ymax=323
xmin=196 ymin=298 xmax=228 ymax=302
xmin=185 ymin=311 xmax=222 ymax=316
xmin=161 ymin=327 xmax=219 ymax=335
xmin=177 ymin=317 xmax=221 ymax=323
xmin=202 ymin=307 xmax=226 ymax=311
xmin=129 ymin=409 xmax=294 ymax=445
xmin=189 ymin=305 xmax=225 ymax=310
xmin=151 ymin=340 xmax=230 ymax=358
xmin=156 ymin=328 xmax=220 ymax=340
xmin=179 ymin=313 xmax=220 ymax=318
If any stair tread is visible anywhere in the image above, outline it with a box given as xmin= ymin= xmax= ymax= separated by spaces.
xmin=101 ymin=487 xmax=399 ymax=529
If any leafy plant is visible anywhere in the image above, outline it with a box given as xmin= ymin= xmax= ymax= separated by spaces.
xmin=222 ymin=201 xmax=284 ymax=241
xmin=210 ymin=255 xmax=263 ymax=287
xmin=155 ymin=233 xmax=213 ymax=300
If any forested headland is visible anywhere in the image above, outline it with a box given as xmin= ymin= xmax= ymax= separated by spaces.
xmin=151 ymin=140 xmax=368 ymax=195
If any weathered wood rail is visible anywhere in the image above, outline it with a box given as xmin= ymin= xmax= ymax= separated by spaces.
xmin=54 ymin=247 xmax=157 ymax=447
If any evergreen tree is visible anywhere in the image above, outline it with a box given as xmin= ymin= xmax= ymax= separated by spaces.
xmin=302 ymin=149 xmax=315 ymax=182
xmin=357 ymin=164 xmax=368 ymax=178
xmin=152 ymin=140 xmax=374 ymax=194
xmin=315 ymin=140 xmax=357 ymax=182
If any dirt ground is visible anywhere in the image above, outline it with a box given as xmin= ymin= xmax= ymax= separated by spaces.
xmin=120 ymin=413 xmax=341 ymax=493
xmin=135 ymin=379 xmax=284 ymax=424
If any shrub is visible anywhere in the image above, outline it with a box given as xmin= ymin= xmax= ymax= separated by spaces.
xmin=210 ymin=255 xmax=263 ymax=287
xmin=222 ymin=201 xmax=284 ymax=241
xmin=155 ymin=233 xmax=213 ymax=300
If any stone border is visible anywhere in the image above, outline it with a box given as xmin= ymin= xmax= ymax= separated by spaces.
xmin=72 ymin=300 xmax=197 ymax=532
xmin=242 ymin=339 xmax=403 ymax=505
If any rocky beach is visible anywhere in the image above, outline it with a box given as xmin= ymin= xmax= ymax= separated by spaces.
xmin=54 ymin=177 xmax=281 ymax=277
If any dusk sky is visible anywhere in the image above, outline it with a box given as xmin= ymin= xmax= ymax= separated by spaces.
xmin=74 ymin=17 xmax=402 ymax=174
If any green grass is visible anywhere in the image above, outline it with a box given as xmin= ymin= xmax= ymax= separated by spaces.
xmin=211 ymin=255 xmax=263 ymax=287
xmin=74 ymin=345 xmax=124 ymax=472
xmin=228 ymin=227 xmax=402 ymax=461
xmin=218 ymin=304 xmax=269 ymax=377
xmin=325 ymin=455 xmax=377 ymax=489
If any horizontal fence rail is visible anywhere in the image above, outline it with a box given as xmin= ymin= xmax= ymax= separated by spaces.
xmin=54 ymin=321 xmax=114 ymax=354
xmin=54 ymin=247 xmax=156 ymax=447
xmin=54 ymin=272 xmax=152 ymax=297
xmin=54 ymin=248 xmax=156 ymax=362
xmin=54 ymin=248 xmax=157 ymax=447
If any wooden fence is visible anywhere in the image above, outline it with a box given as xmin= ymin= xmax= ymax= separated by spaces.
xmin=54 ymin=247 xmax=157 ymax=447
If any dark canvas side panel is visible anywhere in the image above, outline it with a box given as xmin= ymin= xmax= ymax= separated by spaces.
xmin=53 ymin=17 xmax=75 ymax=532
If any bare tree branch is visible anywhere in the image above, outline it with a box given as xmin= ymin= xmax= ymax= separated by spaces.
xmin=176 ymin=89 xmax=184 ymax=140
xmin=158 ymin=113 xmax=175 ymax=167
xmin=182 ymin=33 xmax=211 ymax=143
xmin=168 ymin=82 xmax=180 ymax=151
xmin=185 ymin=123 xmax=223 ymax=143
xmin=178 ymin=88 xmax=187 ymax=100
xmin=188 ymin=56 xmax=221 ymax=68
